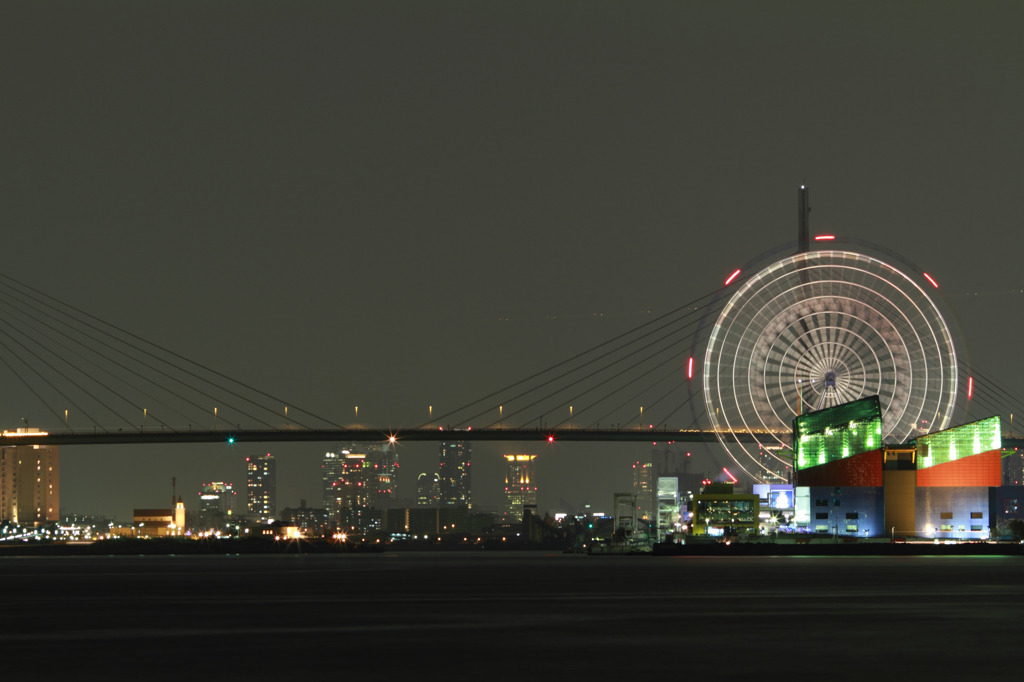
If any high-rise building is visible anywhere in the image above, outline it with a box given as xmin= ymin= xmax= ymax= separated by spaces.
xmin=332 ymin=452 xmax=375 ymax=511
xmin=0 ymin=440 xmax=59 ymax=527
xmin=1003 ymin=447 xmax=1023 ymax=486
xmin=370 ymin=442 xmax=399 ymax=508
xmin=417 ymin=472 xmax=440 ymax=506
xmin=246 ymin=453 xmax=276 ymax=523
xmin=632 ymin=460 xmax=654 ymax=522
xmin=322 ymin=443 xmax=399 ymax=526
xmin=503 ymin=454 xmax=537 ymax=522
xmin=197 ymin=481 xmax=237 ymax=532
xmin=322 ymin=450 xmax=345 ymax=521
xmin=439 ymin=441 xmax=471 ymax=507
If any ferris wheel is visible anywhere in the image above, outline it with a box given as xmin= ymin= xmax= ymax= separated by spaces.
xmin=702 ymin=249 xmax=959 ymax=482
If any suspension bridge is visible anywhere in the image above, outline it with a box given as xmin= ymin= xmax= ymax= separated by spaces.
xmin=0 ymin=232 xmax=1022 ymax=480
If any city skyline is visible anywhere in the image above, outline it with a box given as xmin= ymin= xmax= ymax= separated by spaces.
xmin=3 ymin=4 xmax=1023 ymax=518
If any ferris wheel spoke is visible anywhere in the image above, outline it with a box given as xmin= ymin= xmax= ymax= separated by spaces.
xmin=704 ymin=249 xmax=959 ymax=483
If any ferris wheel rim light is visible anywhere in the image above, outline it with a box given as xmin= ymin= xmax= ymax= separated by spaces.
xmin=702 ymin=249 xmax=959 ymax=484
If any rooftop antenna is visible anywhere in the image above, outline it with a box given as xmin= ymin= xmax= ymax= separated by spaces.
xmin=798 ymin=184 xmax=810 ymax=253
xmin=798 ymin=184 xmax=811 ymax=290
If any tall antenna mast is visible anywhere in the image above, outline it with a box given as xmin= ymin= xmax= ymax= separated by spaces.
xmin=798 ymin=184 xmax=811 ymax=253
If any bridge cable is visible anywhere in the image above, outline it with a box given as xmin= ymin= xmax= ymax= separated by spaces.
xmin=477 ymin=311 xmax=702 ymax=429
xmin=422 ymin=286 xmax=726 ymax=428
xmin=0 ymin=329 xmax=106 ymax=428
xmin=0 ymin=274 xmax=340 ymax=429
xmin=0 ymin=295 xmax=188 ymax=430
xmin=436 ymin=288 xmax=728 ymax=429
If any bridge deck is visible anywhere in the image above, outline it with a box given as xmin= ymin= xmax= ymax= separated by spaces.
xmin=0 ymin=427 xmax=755 ymax=447
xmin=3 ymin=428 xmax=1020 ymax=451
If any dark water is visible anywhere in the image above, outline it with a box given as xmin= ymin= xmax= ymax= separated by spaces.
xmin=2 ymin=551 xmax=1020 ymax=679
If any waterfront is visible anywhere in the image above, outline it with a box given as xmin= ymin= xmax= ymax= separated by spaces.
xmin=1 ymin=551 xmax=1020 ymax=679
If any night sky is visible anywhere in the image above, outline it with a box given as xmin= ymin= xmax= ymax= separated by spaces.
xmin=2 ymin=2 xmax=1022 ymax=520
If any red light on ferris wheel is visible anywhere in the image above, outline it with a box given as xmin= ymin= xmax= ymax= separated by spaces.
xmin=687 ymin=357 xmax=694 ymax=379
xmin=922 ymin=272 xmax=939 ymax=289
xmin=968 ymin=376 xmax=973 ymax=399
xmin=724 ymin=269 xmax=741 ymax=286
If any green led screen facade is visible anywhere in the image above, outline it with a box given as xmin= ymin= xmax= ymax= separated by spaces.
xmin=916 ymin=416 xmax=1001 ymax=469
xmin=793 ymin=396 xmax=883 ymax=470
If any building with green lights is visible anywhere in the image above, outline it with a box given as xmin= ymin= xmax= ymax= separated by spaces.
xmin=791 ymin=398 xmax=1002 ymax=540
xmin=794 ymin=396 xmax=884 ymax=487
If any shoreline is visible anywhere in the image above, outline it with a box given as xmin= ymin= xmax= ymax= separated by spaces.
xmin=1 ymin=537 xmax=1021 ymax=557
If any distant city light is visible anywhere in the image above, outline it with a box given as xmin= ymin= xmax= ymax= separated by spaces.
xmin=1 ymin=428 xmax=49 ymax=438
xmin=923 ymin=272 xmax=939 ymax=288
xmin=724 ymin=269 xmax=741 ymax=286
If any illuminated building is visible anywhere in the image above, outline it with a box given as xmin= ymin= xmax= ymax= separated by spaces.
xmin=324 ymin=444 xmax=399 ymax=524
xmin=0 ymin=439 xmax=59 ymax=527
xmin=322 ymin=451 xmax=345 ymax=519
xmin=1002 ymin=447 xmax=1023 ymax=486
xmin=794 ymin=396 xmax=884 ymax=487
xmin=373 ymin=441 xmax=399 ymax=508
xmin=131 ymin=498 xmax=186 ymax=537
xmin=280 ymin=500 xmax=329 ymax=536
xmin=632 ymin=460 xmax=654 ymax=521
xmin=246 ymin=453 xmax=276 ymax=523
xmin=503 ymin=454 xmax=537 ymax=522
xmin=691 ymin=483 xmax=759 ymax=536
xmin=912 ymin=416 xmax=1000 ymax=539
xmin=331 ymin=452 xmax=373 ymax=511
xmin=417 ymin=472 xmax=440 ymax=506
xmin=439 ymin=440 xmax=471 ymax=507
xmin=752 ymin=483 xmax=795 ymax=529
xmin=197 ymin=481 xmax=237 ymax=532
xmin=656 ymin=477 xmax=680 ymax=541
xmin=792 ymin=397 xmax=1001 ymax=539
xmin=385 ymin=506 xmax=469 ymax=537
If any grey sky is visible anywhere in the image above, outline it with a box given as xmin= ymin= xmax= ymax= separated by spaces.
xmin=2 ymin=2 xmax=1021 ymax=519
